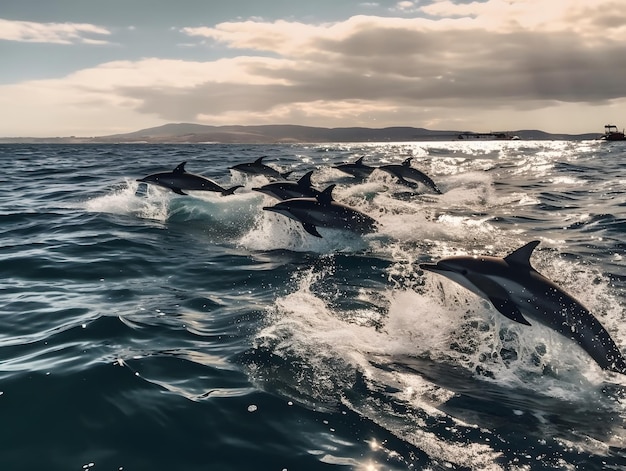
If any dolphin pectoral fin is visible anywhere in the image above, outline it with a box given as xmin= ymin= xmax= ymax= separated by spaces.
xmin=466 ymin=274 xmax=532 ymax=326
xmin=398 ymin=177 xmax=418 ymax=188
xmin=172 ymin=187 xmax=187 ymax=195
xmin=302 ymin=223 xmax=322 ymax=238
xmin=488 ymin=296 xmax=532 ymax=326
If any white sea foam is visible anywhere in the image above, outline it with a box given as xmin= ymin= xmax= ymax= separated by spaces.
xmin=239 ymin=209 xmax=372 ymax=253
xmin=252 ymin=266 xmax=512 ymax=468
xmin=84 ymin=179 xmax=171 ymax=222
xmin=84 ymin=179 xmax=268 ymax=240
xmin=252 ymin=226 xmax=626 ymax=436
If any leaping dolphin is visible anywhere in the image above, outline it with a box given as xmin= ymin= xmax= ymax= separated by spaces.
xmin=263 ymin=184 xmax=377 ymax=238
xmin=379 ymin=158 xmax=442 ymax=194
xmin=252 ymin=170 xmax=321 ymax=201
xmin=229 ymin=156 xmax=292 ymax=180
xmin=420 ymin=241 xmax=626 ymax=375
xmin=333 ymin=156 xmax=376 ymax=179
xmin=137 ymin=162 xmax=242 ymax=196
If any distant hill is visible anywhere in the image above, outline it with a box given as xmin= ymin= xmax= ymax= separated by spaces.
xmin=98 ymin=123 xmax=462 ymax=143
xmin=0 ymin=123 xmax=601 ymax=144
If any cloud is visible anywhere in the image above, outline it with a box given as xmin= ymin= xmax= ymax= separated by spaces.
xmin=0 ymin=17 xmax=111 ymax=44
xmin=392 ymin=1 xmax=419 ymax=13
xmin=163 ymin=4 xmax=626 ymax=113
xmin=3 ymin=0 xmax=626 ymax=136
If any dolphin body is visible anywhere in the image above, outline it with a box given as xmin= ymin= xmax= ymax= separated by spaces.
xmin=263 ymin=184 xmax=377 ymax=238
xmin=333 ymin=156 xmax=376 ymax=179
xmin=252 ymin=170 xmax=321 ymax=201
xmin=379 ymin=158 xmax=442 ymax=194
xmin=420 ymin=241 xmax=626 ymax=375
xmin=229 ymin=156 xmax=292 ymax=180
xmin=137 ymin=162 xmax=241 ymax=196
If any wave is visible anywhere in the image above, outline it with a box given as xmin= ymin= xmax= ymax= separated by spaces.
xmin=246 ymin=251 xmax=626 ymax=467
xmin=7 ymin=141 xmax=624 ymax=470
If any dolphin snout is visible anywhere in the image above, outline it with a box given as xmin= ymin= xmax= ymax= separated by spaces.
xmin=420 ymin=261 xmax=467 ymax=275
xmin=419 ymin=263 xmax=439 ymax=272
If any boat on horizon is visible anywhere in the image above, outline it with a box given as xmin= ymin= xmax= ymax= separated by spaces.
xmin=600 ymin=124 xmax=626 ymax=141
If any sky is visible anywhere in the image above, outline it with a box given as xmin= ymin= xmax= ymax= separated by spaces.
xmin=1 ymin=0 xmax=626 ymax=137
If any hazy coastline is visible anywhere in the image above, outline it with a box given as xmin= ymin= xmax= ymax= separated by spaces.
xmin=0 ymin=123 xmax=602 ymax=144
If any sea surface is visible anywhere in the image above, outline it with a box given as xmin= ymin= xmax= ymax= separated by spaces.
xmin=1 ymin=140 xmax=625 ymax=470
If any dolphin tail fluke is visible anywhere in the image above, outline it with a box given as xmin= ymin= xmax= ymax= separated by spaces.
xmin=280 ymin=170 xmax=294 ymax=179
xmin=608 ymin=356 xmax=626 ymax=375
xmin=606 ymin=354 xmax=626 ymax=375
xmin=426 ymin=179 xmax=442 ymax=194
xmin=416 ymin=171 xmax=442 ymax=194
xmin=221 ymin=185 xmax=243 ymax=196
xmin=302 ymin=223 xmax=322 ymax=238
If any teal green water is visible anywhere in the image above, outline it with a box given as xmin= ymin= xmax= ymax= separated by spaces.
xmin=1 ymin=141 xmax=625 ymax=470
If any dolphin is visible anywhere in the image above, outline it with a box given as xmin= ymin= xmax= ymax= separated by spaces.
xmin=420 ymin=241 xmax=626 ymax=374
xmin=229 ymin=156 xmax=292 ymax=180
xmin=263 ymin=184 xmax=377 ymax=238
xmin=333 ymin=156 xmax=376 ymax=179
xmin=252 ymin=170 xmax=322 ymax=201
xmin=379 ymin=157 xmax=442 ymax=194
xmin=137 ymin=162 xmax=242 ymax=196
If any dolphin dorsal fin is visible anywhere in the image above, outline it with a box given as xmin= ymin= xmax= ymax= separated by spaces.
xmin=174 ymin=162 xmax=187 ymax=174
xmin=317 ymin=184 xmax=336 ymax=204
xmin=355 ymin=156 xmax=365 ymax=165
xmin=298 ymin=170 xmax=314 ymax=187
xmin=504 ymin=240 xmax=540 ymax=267
xmin=254 ymin=156 xmax=266 ymax=164
xmin=402 ymin=157 xmax=413 ymax=167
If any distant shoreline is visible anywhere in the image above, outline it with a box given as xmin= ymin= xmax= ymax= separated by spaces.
xmin=0 ymin=123 xmax=602 ymax=144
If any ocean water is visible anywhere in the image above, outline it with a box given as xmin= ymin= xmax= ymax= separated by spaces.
xmin=1 ymin=140 xmax=625 ymax=470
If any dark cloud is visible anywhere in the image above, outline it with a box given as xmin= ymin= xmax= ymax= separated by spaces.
xmin=116 ymin=14 xmax=626 ymax=123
